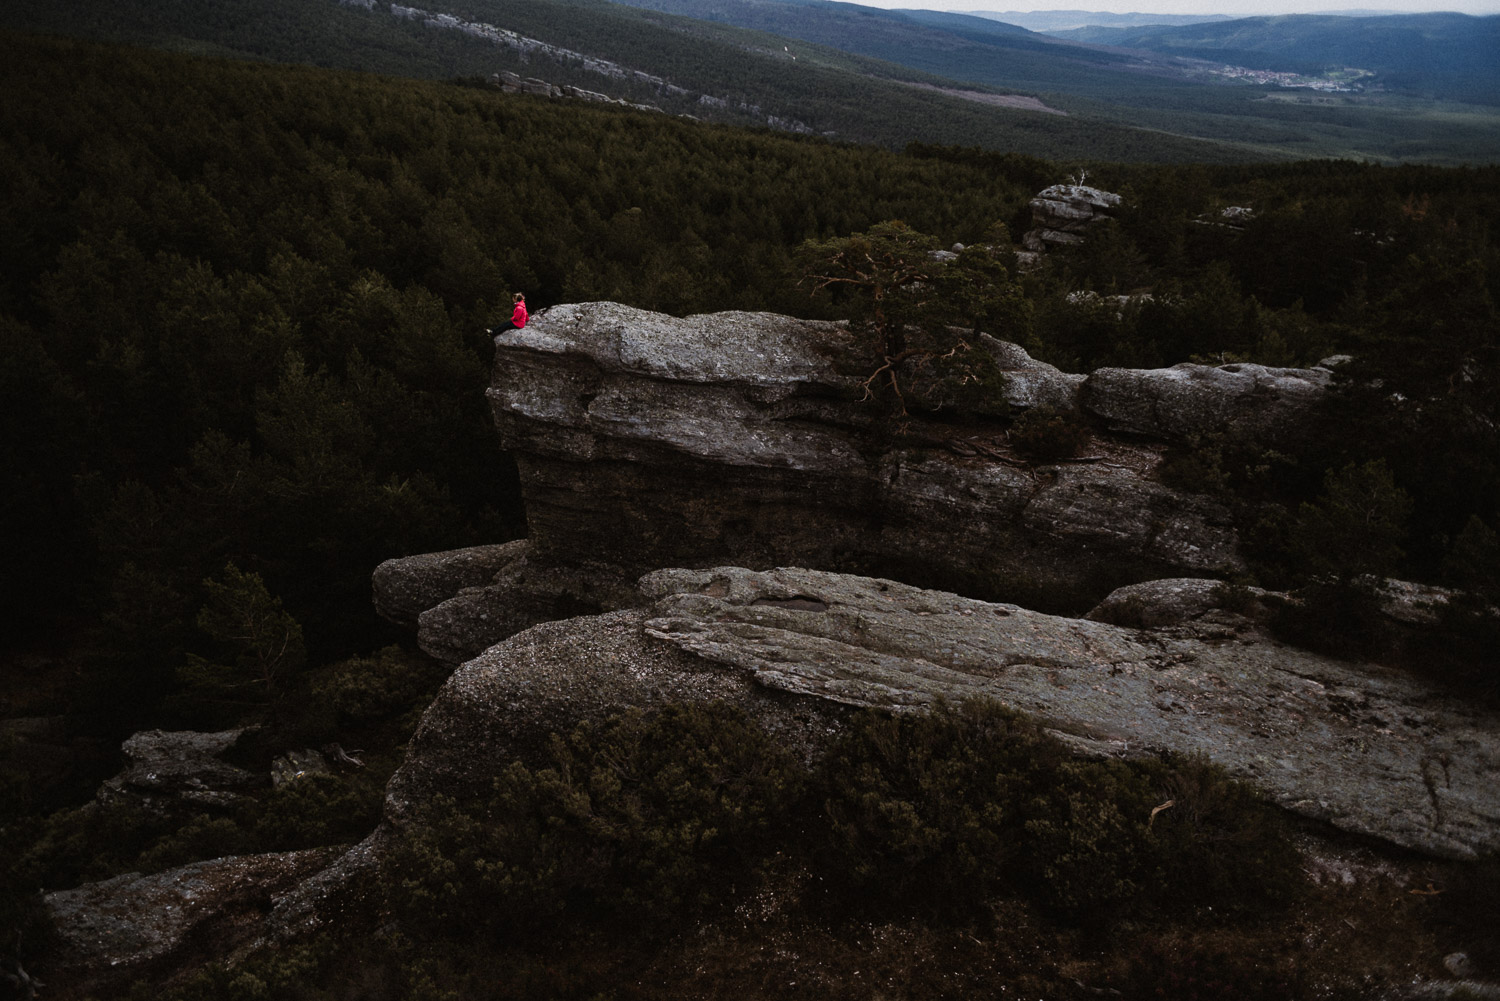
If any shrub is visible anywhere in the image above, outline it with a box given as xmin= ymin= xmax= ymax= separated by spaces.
xmin=816 ymin=699 xmax=1064 ymax=915
xmin=1019 ymin=759 xmax=1159 ymax=920
xmin=816 ymin=700 xmax=1300 ymax=925
xmin=1270 ymin=579 xmax=1396 ymax=664
xmin=311 ymin=645 xmax=449 ymax=728
xmin=247 ymin=771 xmax=385 ymax=851
xmin=387 ymin=702 xmax=808 ymax=938
xmin=1136 ymin=754 xmax=1303 ymax=919
xmin=136 ymin=814 xmax=249 ymax=873
xmin=1288 ymin=460 xmax=1412 ymax=584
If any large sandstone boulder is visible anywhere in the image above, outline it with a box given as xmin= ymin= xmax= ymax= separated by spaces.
xmin=1085 ymin=577 xmax=1272 ymax=628
xmin=487 ymin=302 xmax=1244 ymax=618
xmin=50 ymin=566 xmax=1493 ymax=989
xmin=375 ymin=540 xmax=644 ymax=664
xmin=978 ymin=334 xmax=1085 ymax=411
xmin=371 ymin=541 xmax=526 ymax=629
xmin=1021 ymin=183 xmax=1122 ymax=254
xmin=393 ymin=566 xmax=1498 ymax=859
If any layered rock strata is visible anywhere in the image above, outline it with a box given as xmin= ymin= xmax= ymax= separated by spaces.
xmin=97 ymin=728 xmax=259 ymax=814
xmin=1021 ymin=183 xmax=1122 ymax=254
xmin=485 ymin=302 xmax=1258 ymax=622
xmin=1083 ymin=361 xmax=1333 ymax=449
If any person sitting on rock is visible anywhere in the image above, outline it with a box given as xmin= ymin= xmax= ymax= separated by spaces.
xmin=488 ymin=293 xmax=528 ymax=334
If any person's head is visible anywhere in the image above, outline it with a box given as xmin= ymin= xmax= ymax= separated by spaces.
xmin=513 ymin=293 xmax=525 ymax=303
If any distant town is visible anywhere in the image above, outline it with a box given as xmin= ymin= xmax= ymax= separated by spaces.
xmin=1202 ymin=63 xmax=1377 ymax=91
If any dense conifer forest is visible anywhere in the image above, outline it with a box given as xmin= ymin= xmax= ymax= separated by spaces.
xmin=2 ymin=29 xmax=1499 ymax=999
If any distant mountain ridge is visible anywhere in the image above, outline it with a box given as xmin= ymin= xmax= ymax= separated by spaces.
xmin=0 ymin=0 xmax=1260 ymax=161
xmin=966 ymin=9 xmax=1234 ymax=32
xmin=1050 ymin=12 xmax=1500 ymax=103
xmin=4 ymin=0 xmax=1498 ymax=161
xmin=549 ymin=0 xmax=1500 ymax=158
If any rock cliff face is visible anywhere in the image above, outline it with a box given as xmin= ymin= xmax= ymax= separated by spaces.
xmin=1083 ymin=361 xmax=1332 ymax=449
xmin=484 ymin=302 xmax=1265 ymax=624
xmin=372 ymin=301 xmax=1342 ymax=664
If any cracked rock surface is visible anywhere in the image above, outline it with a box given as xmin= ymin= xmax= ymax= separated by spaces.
xmin=624 ymin=567 xmax=1497 ymax=859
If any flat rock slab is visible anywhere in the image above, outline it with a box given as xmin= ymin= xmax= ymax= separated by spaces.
xmin=637 ymin=567 xmax=1500 ymax=860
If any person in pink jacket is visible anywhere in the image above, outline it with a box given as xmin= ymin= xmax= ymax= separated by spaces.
xmin=489 ymin=293 xmax=528 ymax=334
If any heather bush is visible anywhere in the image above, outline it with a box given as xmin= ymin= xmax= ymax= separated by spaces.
xmin=1135 ymin=753 xmax=1303 ymax=918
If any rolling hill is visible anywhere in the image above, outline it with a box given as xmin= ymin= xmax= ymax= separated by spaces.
xmin=4 ymin=0 xmax=1499 ymax=161
xmin=969 ymin=10 xmax=1235 ymax=32
xmin=0 ymin=0 xmax=1260 ymax=163
xmin=1049 ymin=12 xmax=1500 ymax=105
xmin=607 ymin=0 xmax=1500 ymax=161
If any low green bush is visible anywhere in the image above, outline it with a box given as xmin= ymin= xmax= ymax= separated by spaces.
xmin=816 ymin=699 xmax=1061 ymax=914
xmin=387 ymin=702 xmax=808 ymax=938
xmin=816 ymin=700 xmax=1299 ymax=924
xmin=1134 ymin=753 xmax=1304 ymax=919
xmin=311 ymin=646 xmax=449 ymax=730
xmin=1019 ymin=758 xmax=1159 ymax=920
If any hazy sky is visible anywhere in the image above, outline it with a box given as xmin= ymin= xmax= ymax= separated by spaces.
xmin=858 ymin=1 xmax=1500 ymax=15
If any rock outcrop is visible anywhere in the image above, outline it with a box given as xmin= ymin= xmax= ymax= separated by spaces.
xmin=96 ymin=729 xmax=260 ymax=814
xmin=979 ymin=334 xmax=1085 ymax=411
xmin=390 ymin=566 xmax=1500 ymax=861
xmin=489 ymin=71 xmax=667 ymax=114
xmin=368 ymin=301 xmax=1353 ymax=662
xmin=43 ymin=564 xmax=1500 ymax=993
xmin=376 ymin=539 xmax=642 ymax=665
xmin=43 ymin=849 xmax=341 ymax=998
xmin=39 ymin=290 xmax=1497 ymax=992
xmin=1084 ymin=576 xmax=1272 ymax=628
xmin=1021 ymin=183 xmax=1122 ymax=254
xmin=372 ymin=541 xmax=530 ymax=630
xmin=1083 ymin=361 xmax=1333 ymax=449
xmin=484 ymin=301 xmax=1249 ymax=626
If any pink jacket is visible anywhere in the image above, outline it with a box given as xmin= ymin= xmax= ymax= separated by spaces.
xmin=511 ymin=301 xmax=528 ymax=328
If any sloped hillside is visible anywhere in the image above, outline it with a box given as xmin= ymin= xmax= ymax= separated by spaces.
xmin=0 ymin=0 xmax=1250 ymax=162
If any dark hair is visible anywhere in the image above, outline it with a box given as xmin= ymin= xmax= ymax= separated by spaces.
xmin=514 ymin=293 xmax=525 ymax=302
